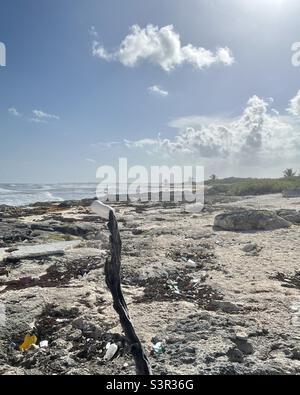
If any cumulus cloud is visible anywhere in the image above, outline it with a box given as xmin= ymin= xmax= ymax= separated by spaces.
xmin=287 ymin=90 xmax=300 ymax=116
xmin=8 ymin=107 xmax=21 ymax=117
xmin=148 ymin=85 xmax=168 ymax=97
xmin=126 ymin=95 xmax=300 ymax=168
xmin=92 ymin=24 xmax=234 ymax=71
xmin=32 ymin=110 xmax=60 ymax=120
xmin=92 ymin=42 xmax=113 ymax=61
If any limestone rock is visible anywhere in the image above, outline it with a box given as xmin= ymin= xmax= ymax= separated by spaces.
xmin=214 ymin=210 xmax=291 ymax=231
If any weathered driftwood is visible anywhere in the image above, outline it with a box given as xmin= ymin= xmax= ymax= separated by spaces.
xmin=105 ymin=208 xmax=152 ymax=375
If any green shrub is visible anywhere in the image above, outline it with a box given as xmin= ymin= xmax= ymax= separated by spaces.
xmin=205 ymin=177 xmax=300 ymax=196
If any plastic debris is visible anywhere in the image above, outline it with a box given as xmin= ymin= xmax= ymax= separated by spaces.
xmin=104 ymin=342 xmax=118 ymax=361
xmin=39 ymin=340 xmax=49 ymax=348
xmin=152 ymin=342 xmax=166 ymax=356
xmin=181 ymin=257 xmax=197 ymax=268
xmin=186 ymin=259 xmax=197 ymax=269
xmin=168 ymin=280 xmax=180 ymax=294
xmin=91 ymin=200 xmax=113 ymax=220
xmin=19 ymin=334 xmax=38 ymax=351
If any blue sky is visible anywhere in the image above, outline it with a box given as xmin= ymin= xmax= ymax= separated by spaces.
xmin=1 ymin=0 xmax=300 ymax=182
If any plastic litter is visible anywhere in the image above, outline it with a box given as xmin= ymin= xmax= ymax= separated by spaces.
xmin=186 ymin=259 xmax=197 ymax=268
xmin=91 ymin=200 xmax=113 ymax=220
xmin=39 ymin=340 xmax=49 ymax=348
xmin=104 ymin=342 xmax=118 ymax=361
xmin=19 ymin=333 xmax=38 ymax=351
xmin=152 ymin=342 xmax=165 ymax=356
xmin=168 ymin=281 xmax=180 ymax=294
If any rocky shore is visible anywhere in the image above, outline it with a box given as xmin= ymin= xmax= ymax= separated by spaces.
xmin=0 ymin=194 xmax=300 ymax=375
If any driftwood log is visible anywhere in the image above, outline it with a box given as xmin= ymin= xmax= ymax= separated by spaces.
xmin=105 ymin=208 xmax=152 ymax=375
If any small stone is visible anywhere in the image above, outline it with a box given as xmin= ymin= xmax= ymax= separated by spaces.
xmin=233 ymin=339 xmax=254 ymax=355
xmin=235 ymin=331 xmax=248 ymax=341
xmin=181 ymin=356 xmax=196 ymax=364
xmin=242 ymin=243 xmax=258 ymax=253
xmin=213 ymin=301 xmax=242 ymax=313
xmin=227 ymin=348 xmax=244 ymax=363
xmin=292 ymin=348 xmax=300 ymax=360
xmin=184 ymin=346 xmax=196 ymax=354
xmin=132 ymin=228 xmax=143 ymax=235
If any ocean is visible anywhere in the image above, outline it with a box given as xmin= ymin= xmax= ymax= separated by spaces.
xmin=0 ymin=183 xmax=203 ymax=207
xmin=0 ymin=183 xmax=98 ymax=206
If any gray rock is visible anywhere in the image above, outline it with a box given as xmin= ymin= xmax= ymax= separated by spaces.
xmin=276 ymin=209 xmax=300 ymax=224
xmin=232 ymin=338 xmax=254 ymax=355
xmin=242 ymin=243 xmax=259 ymax=253
xmin=227 ymin=347 xmax=244 ymax=363
xmin=132 ymin=228 xmax=143 ymax=235
xmin=31 ymin=222 xmax=100 ymax=238
xmin=0 ymin=221 xmax=33 ymax=247
xmin=214 ymin=210 xmax=291 ymax=231
xmin=0 ymin=240 xmax=81 ymax=263
xmin=291 ymin=348 xmax=300 ymax=360
xmin=212 ymin=301 xmax=242 ymax=314
xmin=180 ymin=356 xmax=196 ymax=364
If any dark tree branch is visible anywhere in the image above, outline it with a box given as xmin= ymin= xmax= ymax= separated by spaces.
xmin=105 ymin=209 xmax=152 ymax=375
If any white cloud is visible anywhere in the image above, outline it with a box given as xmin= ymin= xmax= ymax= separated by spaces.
xmin=125 ymin=138 xmax=160 ymax=149
xmin=148 ymin=85 xmax=168 ymax=97
xmin=92 ymin=24 xmax=234 ymax=72
xmin=89 ymin=26 xmax=98 ymax=38
xmin=92 ymin=42 xmax=113 ymax=61
xmin=29 ymin=117 xmax=47 ymax=124
xmin=287 ymin=90 xmax=300 ymax=116
xmin=126 ymin=95 xmax=300 ymax=169
xmin=8 ymin=107 xmax=21 ymax=117
xmin=32 ymin=110 xmax=60 ymax=120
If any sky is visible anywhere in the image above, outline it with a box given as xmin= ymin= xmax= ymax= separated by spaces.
xmin=1 ymin=0 xmax=300 ymax=183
